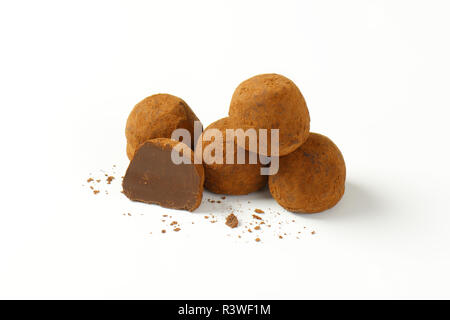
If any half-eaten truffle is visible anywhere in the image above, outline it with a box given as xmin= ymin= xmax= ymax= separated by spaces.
xmin=122 ymin=138 xmax=204 ymax=211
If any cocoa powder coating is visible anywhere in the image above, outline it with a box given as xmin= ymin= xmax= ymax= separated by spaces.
xmin=228 ymin=74 xmax=310 ymax=156
xmin=126 ymin=94 xmax=201 ymax=159
xmin=269 ymin=133 xmax=346 ymax=213
xmin=196 ymin=117 xmax=267 ymax=195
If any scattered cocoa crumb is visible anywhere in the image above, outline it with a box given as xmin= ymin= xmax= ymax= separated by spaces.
xmin=255 ymin=238 xmax=261 ymax=242
xmin=170 ymin=221 xmax=178 ymax=226
xmin=93 ymin=190 xmax=100 ymax=195
xmin=254 ymin=209 xmax=264 ymax=214
xmin=162 ymin=215 xmax=168 ymax=217
xmin=106 ymin=176 xmax=115 ymax=184
xmin=217 ymin=201 xmax=221 ymax=203
xmin=127 ymin=213 xmax=131 ymax=216
xmin=252 ymin=214 xmax=262 ymax=220
xmin=96 ymin=179 xmax=100 ymax=183
xmin=279 ymin=235 xmax=283 ymax=239
xmin=90 ymin=186 xmax=94 ymax=190
xmin=204 ymin=216 xmax=209 ymax=219
xmin=174 ymin=228 xmax=181 ymax=232
xmin=221 ymin=196 xmax=226 ymax=200
xmin=87 ymin=178 xmax=93 ymax=183
xmin=161 ymin=230 xmax=166 ymax=233
xmin=254 ymin=226 xmax=261 ymax=230
xmin=311 ymin=231 xmax=316 ymax=235
xmin=247 ymin=229 xmax=252 ymax=233
xmin=225 ymin=213 xmax=238 ymax=228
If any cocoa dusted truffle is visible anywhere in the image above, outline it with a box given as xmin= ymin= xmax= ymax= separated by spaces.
xmin=268 ymin=133 xmax=345 ymax=213
xmin=196 ymin=117 xmax=267 ymax=195
xmin=125 ymin=94 xmax=201 ymax=159
xmin=122 ymin=138 xmax=204 ymax=211
xmin=228 ymin=73 xmax=310 ymax=157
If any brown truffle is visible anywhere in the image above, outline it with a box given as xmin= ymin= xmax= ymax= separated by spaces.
xmin=125 ymin=94 xmax=201 ymax=159
xmin=122 ymin=138 xmax=204 ymax=211
xmin=228 ymin=74 xmax=310 ymax=157
xmin=196 ymin=117 xmax=267 ymax=195
xmin=268 ymin=133 xmax=345 ymax=213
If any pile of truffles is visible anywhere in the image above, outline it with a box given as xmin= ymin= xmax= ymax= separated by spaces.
xmin=122 ymin=74 xmax=346 ymax=213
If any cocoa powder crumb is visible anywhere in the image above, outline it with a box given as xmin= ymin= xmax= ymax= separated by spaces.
xmin=225 ymin=213 xmax=239 ymax=228
xmin=254 ymin=226 xmax=261 ymax=230
xmin=106 ymin=176 xmax=115 ymax=184
xmin=252 ymin=214 xmax=262 ymax=220
xmin=87 ymin=178 xmax=93 ymax=183
xmin=170 ymin=221 xmax=178 ymax=226
xmin=174 ymin=228 xmax=181 ymax=232
xmin=311 ymin=231 xmax=316 ymax=235
xmin=255 ymin=238 xmax=261 ymax=242
xmin=161 ymin=230 xmax=166 ymax=233
xmin=93 ymin=190 xmax=100 ymax=195
xmin=254 ymin=209 xmax=264 ymax=214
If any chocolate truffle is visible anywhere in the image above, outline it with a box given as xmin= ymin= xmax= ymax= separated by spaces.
xmin=228 ymin=73 xmax=310 ymax=157
xmin=122 ymin=138 xmax=204 ymax=211
xmin=125 ymin=94 xmax=201 ymax=159
xmin=268 ymin=133 xmax=345 ymax=213
xmin=196 ymin=117 xmax=267 ymax=195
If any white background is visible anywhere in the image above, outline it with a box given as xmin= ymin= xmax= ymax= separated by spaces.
xmin=1 ymin=0 xmax=449 ymax=299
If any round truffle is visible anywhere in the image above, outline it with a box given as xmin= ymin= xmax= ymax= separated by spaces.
xmin=268 ymin=133 xmax=346 ymax=213
xmin=196 ymin=117 xmax=268 ymax=195
xmin=125 ymin=94 xmax=201 ymax=159
xmin=228 ymin=73 xmax=310 ymax=157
